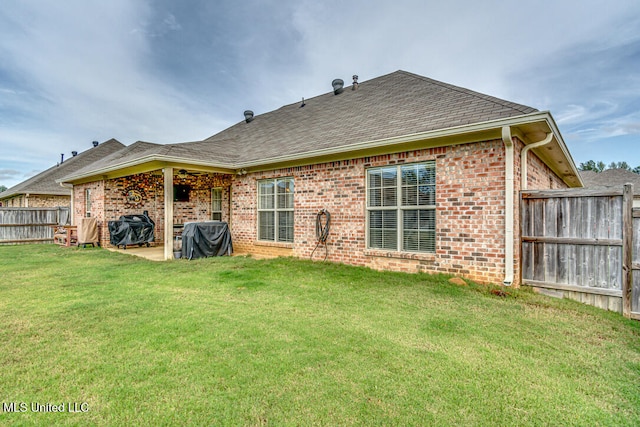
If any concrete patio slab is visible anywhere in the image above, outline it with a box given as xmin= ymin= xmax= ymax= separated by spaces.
xmin=105 ymin=245 xmax=166 ymax=261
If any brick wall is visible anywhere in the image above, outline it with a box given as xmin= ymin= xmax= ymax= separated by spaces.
xmin=10 ymin=194 xmax=70 ymax=208
xmin=70 ymin=139 xmax=568 ymax=284
xmin=232 ymin=138 xmax=568 ymax=285
xmin=73 ymin=181 xmax=106 ymax=241
xmin=1 ymin=193 xmax=69 ymax=208
xmin=520 ymin=141 xmax=567 ymax=190
xmin=1 ymin=196 xmax=25 ymax=207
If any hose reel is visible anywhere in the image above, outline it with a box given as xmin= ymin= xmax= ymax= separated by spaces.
xmin=310 ymin=209 xmax=330 ymax=261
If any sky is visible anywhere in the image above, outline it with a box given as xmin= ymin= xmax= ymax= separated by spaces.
xmin=1 ymin=0 xmax=639 ymax=188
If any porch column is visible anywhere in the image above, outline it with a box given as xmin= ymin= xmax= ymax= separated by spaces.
xmin=164 ymin=167 xmax=174 ymax=260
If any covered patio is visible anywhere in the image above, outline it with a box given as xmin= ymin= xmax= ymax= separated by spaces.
xmin=71 ymin=165 xmax=234 ymax=260
xmin=59 ymin=139 xmax=239 ymax=261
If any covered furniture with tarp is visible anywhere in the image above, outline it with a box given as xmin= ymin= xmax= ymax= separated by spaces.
xmin=180 ymin=221 xmax=232 ymax=259
xmin=108 ymin=212 xmax=155 ymax=249
xmin=77 ymin=217 xmax=99 ymax=247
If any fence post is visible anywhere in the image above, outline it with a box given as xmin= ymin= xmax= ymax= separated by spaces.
xmin=622 ymin=183 xmax=633 ymax=318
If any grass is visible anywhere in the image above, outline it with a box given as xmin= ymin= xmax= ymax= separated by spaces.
xmin=0 ymin=244 xmax=639 ymax=426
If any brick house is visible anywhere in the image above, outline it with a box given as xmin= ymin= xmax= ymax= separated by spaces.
xmin=0 ymin=139 xmax=124 ymax=208
xmin=61 ymin=71 xmax=582 ymax=285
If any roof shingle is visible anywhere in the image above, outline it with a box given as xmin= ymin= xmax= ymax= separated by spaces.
xmin=204 ymin=70 xmax=538 ymax=163
xmin=579 ymin=169 xmax=640 ymax=194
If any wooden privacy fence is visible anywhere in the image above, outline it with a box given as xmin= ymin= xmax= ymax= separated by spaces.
xmin=633 ymin=208 xmax=640 ymax=319
xmin=0 ymin=207 xmax=70 ymax=245
xmin=521 ymin=184 xmax=639 ymax=320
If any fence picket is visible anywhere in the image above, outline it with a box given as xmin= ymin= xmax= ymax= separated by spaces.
xmin=0 ymin=208 xmax=69 ymax=245
xmin=521 ymin=185 xmax=637 ymax=317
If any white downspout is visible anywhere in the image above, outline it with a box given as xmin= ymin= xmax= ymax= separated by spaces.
xmin=520 ymin=133 xmax=553 ymax=190
xmin=501 ymin=126 xmax=514 ymax=286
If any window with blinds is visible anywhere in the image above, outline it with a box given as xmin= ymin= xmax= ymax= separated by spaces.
xmin=367 ymin=162 xmax=436 ymax=253
xmin=211 ymin=188 xmax=222 ymax=220
xmin=258 ymin=177 xmax=294 ymax=242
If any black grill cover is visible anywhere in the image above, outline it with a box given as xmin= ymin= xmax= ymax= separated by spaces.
xmin=108 ymin=213 xmax=155 ymax=248
xmin=181 ymin=221 xmax=232 ymax=259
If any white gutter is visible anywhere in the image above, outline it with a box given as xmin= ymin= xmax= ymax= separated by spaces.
xmin=501 ymin=126 xmax=514 ymax=286
xmin=520 ymin=132 xmax=553 ymax=190
xmin=239 ymin=112 xmax=556 ymax=169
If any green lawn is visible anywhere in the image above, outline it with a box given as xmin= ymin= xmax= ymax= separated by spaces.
xmin=0 ymin=245 xmax=639 ymax=426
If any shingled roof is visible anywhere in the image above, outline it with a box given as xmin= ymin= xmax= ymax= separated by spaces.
xmin=579 ymin=169 xmax=640 ymax=194
xmin=63 ymin=70 xmax=580 ymax=184
xmin=204 ymin=70 xmax=538 ymax=164
xmin=0 ymin=139 xmax=125 ymax=199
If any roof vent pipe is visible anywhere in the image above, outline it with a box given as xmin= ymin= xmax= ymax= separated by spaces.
xmin=332 ymin=79 xmax=344 ymax=95
xmin=92 ymin=141 xmax=99 ymax=147
xmin=71 ymin=151 xmax=78 ymax=157
xmin=352 ymin=75 xmax=359 ymax=90
xmin=60 ymin=153 xmax=64 ymax=164
xmin=244 ymin=110 xmax=254 ymax=123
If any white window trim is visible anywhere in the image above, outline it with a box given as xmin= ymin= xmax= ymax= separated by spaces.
xmin=85 ymin=188 xmax=92 ymax=218
xmin=257 ymin=177 xmax=294 ymax=243
xmin=366 ymin=162 xmax=436 ymax=253
xmin=211 ymin=187 xmax=223 ymax=221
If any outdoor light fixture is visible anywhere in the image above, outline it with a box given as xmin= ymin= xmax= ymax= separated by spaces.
xmin=178 ymin=169 xmax=188 ymax=179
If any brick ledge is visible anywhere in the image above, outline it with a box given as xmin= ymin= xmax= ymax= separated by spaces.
xmin=254 ymin=240 xmax=294 ymax=249
xmin=364 ymin=249 xmax=436 ymax=261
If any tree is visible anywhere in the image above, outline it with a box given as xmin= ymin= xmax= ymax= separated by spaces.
xmin=0 ymin=185 xmax=7 ymax=193
xmin=607 ymin=161 xmax=631 ymax=171
xmin=578 ymin=160 xmax=606 ymax=172
xmin=578 ymin=160 xmax=640 ymax=174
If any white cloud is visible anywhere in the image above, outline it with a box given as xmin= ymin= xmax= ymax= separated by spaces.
xmin=0 ymin=1 xmax=227 ymax=145
xmin=0 ymin=169 xmax=22 ymax=182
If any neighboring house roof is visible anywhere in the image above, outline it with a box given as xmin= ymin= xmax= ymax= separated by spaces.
xmin=0 ymin=139 xmax=125 ymax=199
xmin=71 ymin=139 xmax=241 ymax=179
xmin=60 ymin=70 xmax=582 ymax=186
xmin=579 ymin=169 xmax=640 ymax=195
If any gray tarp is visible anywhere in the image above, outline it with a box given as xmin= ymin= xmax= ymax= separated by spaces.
xmin=108 ymin=213 xmax=155 ymax=249
xmin=181 ymin=221 xmax=232 ymax=259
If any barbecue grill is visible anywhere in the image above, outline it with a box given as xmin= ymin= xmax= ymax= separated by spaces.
xmin=108 ymin=212 xmax=155 ymax=249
